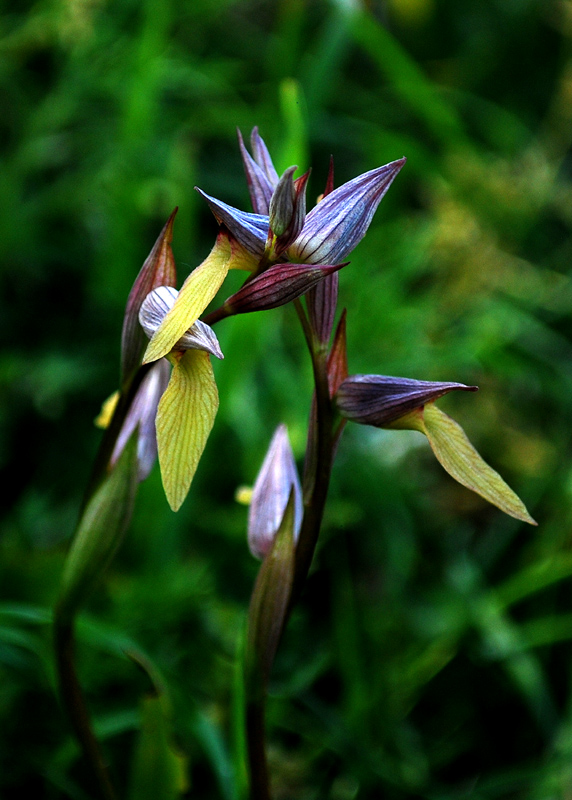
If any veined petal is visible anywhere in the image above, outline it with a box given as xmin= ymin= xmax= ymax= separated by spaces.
xmin=288 ymin=158 xmax=406 ymax=264
xmin=195 ymin=187 xmax=269 ymax=257
xmin=224 ymin=262 xmax=347 ymax=315
xmin=156 ymin=349 xmax=219 ymax=511
xmin=250 ymin=126 xmax=279 ymax=186
xmin=143 ymin=232 xmax=232 ymax=364
xmin=121 ymin=209 xmax=177 ymax=385
xmin=335 ymin=374 xmax=477 ymax=427
xmin=402 ymin=403 xmax=537 ymax=525
xmin=140 ymin=286 xmax=223 ymax=359
xmin=238 ymin=128 xmax=275 ymax=214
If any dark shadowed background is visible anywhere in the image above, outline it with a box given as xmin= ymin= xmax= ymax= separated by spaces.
xmin=2 ymin=0 xmax=572 ymax=797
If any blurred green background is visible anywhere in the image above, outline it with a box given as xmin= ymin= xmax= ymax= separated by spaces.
xmin=2 ymin=0 xmax=572 ymax=797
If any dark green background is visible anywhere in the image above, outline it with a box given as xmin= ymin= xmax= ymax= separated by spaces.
xmin=2 ymin=0 xmax=572 ymax=797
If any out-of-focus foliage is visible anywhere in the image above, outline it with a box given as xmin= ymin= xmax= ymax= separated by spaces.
xmin=2 ymin=0 xmax=572 ymax=796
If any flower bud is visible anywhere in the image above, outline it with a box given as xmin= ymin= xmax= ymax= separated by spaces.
xmin=335 ymin=375 xmax=477 ymax=427
xmin=248 ymin=425 xmax=303 ymax=560
xmin=223 ymin=262 xmax=347 ymax=315
xmin=268 ymin=168 xmax=309 ymax=256
xmin=139 ymin=286 xmax=223 ymax=360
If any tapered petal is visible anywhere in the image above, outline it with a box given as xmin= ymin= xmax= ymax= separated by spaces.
xmin=238 ymin=128 xmax=275 ymax=214
xmin=335 ymin=374 xmax=477 ymax=427
xmin=288 ymin=158 xmax=406 ymax=264
xmin=121 ymin=209 xmax=177 ymax=385
xmin=250 ymin=126 xmax=279 ymax=186
xmin=139 ymin=286 xmax=223 ymax=359
xmin=195 ymin=187 xmax=269 ymax=257
xmin=248 ymin=424 xmax=302 ymax=560
xmin=156 ymin=349 xmax=219 ymax=511
xmin=395 ymin=403 xmax=537 ymax=525
xmin=327 ymin=310 xmax=348 ymax=398
xmin=143 ymin=232 xmax=232 ymax=364
xmin=224 ymin=262 xmax=347 ymax=315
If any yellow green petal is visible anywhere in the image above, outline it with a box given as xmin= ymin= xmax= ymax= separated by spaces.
xmin=143 ymin=233 xmax=232 ymax=364
xmin=419 ymin=402 xmax=536 ymax=525
xmin=156 ymin=350 xmax=219 ymax=511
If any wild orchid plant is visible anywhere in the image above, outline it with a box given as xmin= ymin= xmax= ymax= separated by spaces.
xmin=54 ymin=128 xmax=536 ymax=800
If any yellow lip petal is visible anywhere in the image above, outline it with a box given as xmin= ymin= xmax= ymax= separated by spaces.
xmin=156 ymin=349 xmax=219 ymax=511
xmin=143 ymin=233 xmax=232 ymax=364
xmin=420 ymin=402 xmax=537 ymax=525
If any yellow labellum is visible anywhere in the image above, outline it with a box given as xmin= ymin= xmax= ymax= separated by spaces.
xmin=156 ymin=350 xmax=219 ymax=511
xmin=420 ymin=403 xmax=536 ymax=525
xmin=94 ymin=390 xmax=119 ymax=429
xmin=143 ymin=234 xmax=232 ymax=364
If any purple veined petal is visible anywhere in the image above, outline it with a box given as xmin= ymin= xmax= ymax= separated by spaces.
xmin=224 ymin=262 xmax=347 ymax=314
xmin=248 ymin=424 xmax=303 ymax=560
xmin=121 ymin=209 xmax=177 ymax=385
xmin=238 ymin=128 xmax=275 ymax=214
xmin=288 ymin=158 xmax=406 ymax=265
xmin=195 ymin=187 xmax=269 ymax=257
xmin=139 ymin=286 xmax=224 ymax=359
xmin=335 ymin=374 xmax=477 ymax=428
xmin=111 ymin=359 xmax=171 ymax=482
xmin=306 ymin=270 xmax=339 ymax=344
xmin=250 ymin=126 xmax=279 ymax=187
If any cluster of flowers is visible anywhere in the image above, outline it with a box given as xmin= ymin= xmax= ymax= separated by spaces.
xmin=102 ymin=127 xmax=534 ymax=560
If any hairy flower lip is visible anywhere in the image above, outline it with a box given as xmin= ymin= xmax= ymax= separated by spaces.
xmin=335 ymin=375 xmax=477 ymax=427
xmin=139 ymin=285 xmax=224 ymax=360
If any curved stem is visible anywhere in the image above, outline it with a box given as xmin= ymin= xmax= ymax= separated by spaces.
xmin=54 ymin=611 xmax=117 ymax=800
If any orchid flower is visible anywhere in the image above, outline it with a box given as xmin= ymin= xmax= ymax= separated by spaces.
xmin=198 ymin=126 xmax=406 ymax=266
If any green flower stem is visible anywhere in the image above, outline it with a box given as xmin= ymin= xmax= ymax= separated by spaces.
xmin=202 ymin=303 xmax=233 ymax=326
xmin=246 ymin=695 xmax=271 ymax=800
xmin=54 ymin=614 xmax=117 ymax=800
